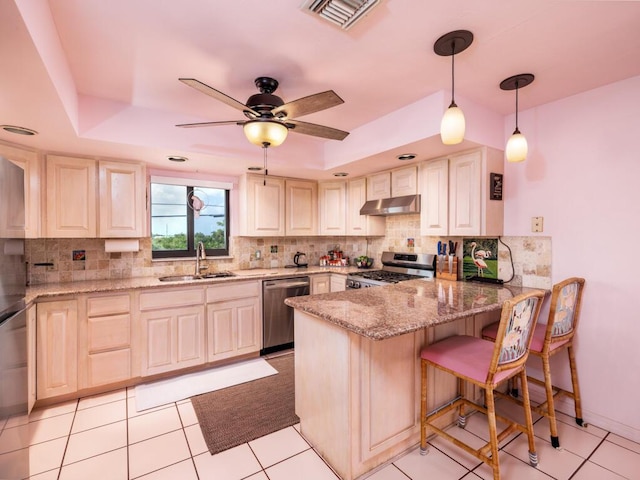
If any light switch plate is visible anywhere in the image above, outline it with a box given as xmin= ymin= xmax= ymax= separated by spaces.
xmin=531 ymin=216 xmax=544 ymax=232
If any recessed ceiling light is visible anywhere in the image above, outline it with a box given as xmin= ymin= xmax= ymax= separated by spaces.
xmin=248 ymin=166 xmax=263 ymax=171
xmin=396 ymin=153 xmax=416 ymax=161
xmin=333 ymin=172 xmax=349 ymax=177
xmin=1 ymin=125 xmax=38 ymax=136
xmin=167 ymin=156 xmax=188 ymax=162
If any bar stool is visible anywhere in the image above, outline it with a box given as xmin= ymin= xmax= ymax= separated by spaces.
xmin=482 ymin=277 xmax=586 ymax=449
xmin=420 ymin=290 xmax=545 ymax=480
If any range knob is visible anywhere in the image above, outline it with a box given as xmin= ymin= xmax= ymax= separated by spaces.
xmin=347 ymin=280 xmax=361 ymax=289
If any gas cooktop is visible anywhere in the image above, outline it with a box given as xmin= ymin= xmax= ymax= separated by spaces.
xmin=346 ymin=251 xmax=436 ymax=289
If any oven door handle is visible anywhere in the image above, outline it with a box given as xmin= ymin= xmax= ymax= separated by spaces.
xmin=264 ymin=281 xmax=310 ymax=289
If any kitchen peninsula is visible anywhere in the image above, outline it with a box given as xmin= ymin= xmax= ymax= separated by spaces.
xmin=285 ymin=279 xmax=545 ymax=480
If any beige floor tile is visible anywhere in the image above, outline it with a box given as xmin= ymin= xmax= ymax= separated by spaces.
xmin=589 ymin=440 xmax=640 ymax=479
xmin=474 ymin=451 xmax=560 ymax=480
xmin=607 ymin=433 xmax=640 ymax=454
xmin=5 ymin=412 xmax=29 ymax=429
xmin=428 ymin=424 xmax=485 ymax=470
xmin=128 ymin=405 xmax=182 ymax=444
xmin=135 ymin=459 xmax=198 ymax=480
xmin=184 ymin=424 xmax=208 ymax=456
xmin=245 ymin=472 xmax=269 ymax=480
xmin=459 ymin=411 xmax=517 ymax=448
xmin=29 ymin=400 xmax=77 ymax=422
xmin=63 ymin=420 xmax=127 ymax=465
xmin=59 ymin=446 xmax=128 ymax=480
xmin=367 ymin=463 xmax=415 ymax=480
xmin=393 ymin=446 xmax=469 ymax=480
xmin=503 ymin=431 xmax=584 ymax=479
xmin=77 ymin=389 xmax=127 ymax=410
xmin=70 ymin=400 xmax=126 ymax=434
xmin=193 ymin=443 xmax=262 ymax=480
xmin=128 ymin=430 xmax=191 ymax=479
xmin=0 ymin=446 xmax=29 ymax=478
xmin=126 ymin=396 xmax=173 ymax=418
xmin=29 ymin=437 xmax=67 ymax=475
xmin=28 ymin=468 xmax=60 ymax=479
xmin=533 ymin=415 xmax=603 ymax=458
xmin=571 ymin=460 xmax=627 ymax=480
xmin=177 ymin=401 xmax=198 ymax=426
xmin=30 ymin=413 xmax=75 ymax=445
xmin=249 ymin=426 xmax=310 ymax=468
xmin=0 ymin=423 xmax=29 ymax=454
xmin=461 ymin=474 xmax=483 ymax=479
xmin=265 ymin=449 xmax=339 ymax=480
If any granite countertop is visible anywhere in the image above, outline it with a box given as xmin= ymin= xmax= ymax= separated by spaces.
xmin=285 ymin=279 xmax=546 ymax=340
xmin=25 ymin=266 xmax=356 ymax=303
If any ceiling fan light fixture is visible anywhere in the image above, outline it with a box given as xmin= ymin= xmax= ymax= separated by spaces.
xmin=434 ymin=30 xmax=473 ymax=146
xmin=243 ymin=120 xmax=288 ymax=147
xmin=500 ymin=73 xmax=535 ymax=163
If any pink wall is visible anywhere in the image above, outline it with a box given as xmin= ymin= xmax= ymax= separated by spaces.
xmin=504 ymin=75 xmax=640 ymax=441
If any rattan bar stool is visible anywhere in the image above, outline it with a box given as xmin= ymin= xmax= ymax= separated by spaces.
xmin=482 ymin=277 xmax=586 ymax=449
xmin=420 ymin=290 xmax=545 ymax=480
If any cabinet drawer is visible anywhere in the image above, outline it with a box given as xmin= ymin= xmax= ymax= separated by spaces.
xmin=88 ymin=313 xmax=131 ymax=352
xmin=206 ymin=281 xmax=260 ymax=303
xmin=139 ymin=287 xmax=204 ymax=310
xmin=87 ymin=349 xmax=131 ymax=387
xmin=87 ymin=294 xmax=130 ymax=316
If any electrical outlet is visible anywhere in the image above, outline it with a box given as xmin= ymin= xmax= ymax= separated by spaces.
xmin=531 ymin=216 xmax=544 ymax=233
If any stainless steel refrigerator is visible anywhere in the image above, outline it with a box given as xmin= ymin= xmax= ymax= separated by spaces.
xmin=0 ymin=155 xmax=29 ymax=479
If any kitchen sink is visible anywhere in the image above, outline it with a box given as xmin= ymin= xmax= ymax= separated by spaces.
xmin=158 ymin=272 xmax=235 ymax=282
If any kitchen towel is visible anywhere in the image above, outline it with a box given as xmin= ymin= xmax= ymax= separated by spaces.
xmin=134 ymin=357 xmax=277 ymax=412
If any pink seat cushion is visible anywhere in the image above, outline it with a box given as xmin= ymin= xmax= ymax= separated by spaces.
xmin=421 ymin=335 xmax=518 ymax=386
xmin=482 ymin=322 xmax=570 ymax=353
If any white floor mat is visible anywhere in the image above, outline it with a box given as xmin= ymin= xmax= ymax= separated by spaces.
xmin=134 ymin=357 xmax=278 ymax=412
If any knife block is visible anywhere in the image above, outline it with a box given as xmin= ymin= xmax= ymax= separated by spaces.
xmin=437 ymin=257 xmax=458 ymax=281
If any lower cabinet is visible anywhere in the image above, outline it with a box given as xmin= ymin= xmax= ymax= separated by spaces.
xmin=331 ymin=274 xmax=347 ymax=292
xmin=311 ymin=274 xmax=331 ymax=294
xmin=36 ymin=299 xmax=78 ymax=399
xmin=206 ymin=281 xmax=261 ymax=362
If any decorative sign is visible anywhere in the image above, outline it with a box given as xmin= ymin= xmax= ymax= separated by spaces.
xmin=490 ymin=173 xmax=503 ymax=201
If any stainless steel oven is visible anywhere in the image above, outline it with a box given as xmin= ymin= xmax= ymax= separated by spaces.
xmin=346 ymin=252 xmax=436 ymax=289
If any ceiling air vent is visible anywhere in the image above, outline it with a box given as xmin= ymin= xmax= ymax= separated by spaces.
xmin=301 ymin=0 xmax=382 ymax=30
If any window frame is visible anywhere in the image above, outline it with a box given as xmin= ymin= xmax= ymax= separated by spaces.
xmin=150 ymin=176 xmax=232 ymax=259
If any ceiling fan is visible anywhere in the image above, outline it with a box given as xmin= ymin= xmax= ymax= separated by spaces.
xmin=176 ymin=77 xmax=349 ymax=146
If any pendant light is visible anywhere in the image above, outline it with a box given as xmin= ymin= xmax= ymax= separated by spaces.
xmin=434 ymin=30 xmax=473 ymax=145
xmin=500 ymin=73 xmax=534 ymax=162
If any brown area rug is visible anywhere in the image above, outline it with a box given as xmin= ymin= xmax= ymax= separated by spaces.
xmin=190 ymin=353 xmax=298 ymax=455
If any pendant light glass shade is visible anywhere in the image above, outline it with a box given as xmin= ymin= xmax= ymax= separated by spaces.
xmin=506 ymin=129 xmax=528 ymax=163
xmin=243 ymin=120 xmax=288 ymax=147
xmin=440 ymin=104 xmax=465 ymax=145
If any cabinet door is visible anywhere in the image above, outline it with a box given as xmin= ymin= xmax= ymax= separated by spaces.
xmin=45 ymin=155 xmax=97 ymax=238
xmin=99 ymin=160 xmax=146 ymax=237
xmin=285 ymin=179 xmax=317 ymax=235
xmin=240 ymin=175 xmax=285 ymax=236
xmin=36 ymin=300 xmax=78 ymax=399
xmin=366 ymin=172 xmax=391 ymax=200
xmin=391 ymin=166 xmax=418 ymax=196
xmin=311 ymin=274 xmax=331 ymax=294
xmin=27 ymin=304 xmax=36 ymax=412
xmin=0 ymin=143 xmax=41 ymax=238
xmin=318 ymin=181 xmax=346 ymax=235
xmin=346 ymin=178 xmax=385 ymax=236
xmin=330 ymin=274 xmax=346 ymax=292
xmin=207 ymin=297 xmax=260 ymax=362
xmin=140 ymin=305 xmax=205 ymax=376
xmin=448 ymin=152 xmax=481 ymax=236
xmin=420 ymin=159 xmax=449 ymax=236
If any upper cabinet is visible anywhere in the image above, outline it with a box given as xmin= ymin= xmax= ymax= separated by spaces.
xmin=285 ymin=179 xmax=317 ymax=236
xmin=0 ymin=143 xmax=42 ymax=238
xmin=420 ymin=147 xmax=504 ymax=237
xmin=239 ymin=174 xmax=286 ymax=236
xmin=366 ymin=172 xmax=391 ymax=200
xmin=45 ymin=155 xmax=97 ymax=238
xmin=45 ymin=155 xmax=146 ymax=238
xmin=99 ymin=160 xmax=146 ymax=237
xmin=390 ymin=166 xmax=418 ymax=197
xmin=318 ymin=181 xmax=346 ymax=235
xmin=346 ymin=178 xmax=385 ymax=236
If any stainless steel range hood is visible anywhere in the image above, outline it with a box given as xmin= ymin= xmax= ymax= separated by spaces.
xmin=359 ymin=194 xmax=421 ymax=216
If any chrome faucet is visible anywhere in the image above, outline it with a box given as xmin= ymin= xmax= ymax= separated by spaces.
xmin=195 ymin=241 xmax=207 ymax=276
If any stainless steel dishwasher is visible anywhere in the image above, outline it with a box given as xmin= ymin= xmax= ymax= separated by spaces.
xmin=262 ymin=276 xmax=310 ymax=355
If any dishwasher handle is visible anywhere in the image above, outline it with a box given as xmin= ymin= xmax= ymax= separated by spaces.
xmin=264 ymin=280 xmax=310 ymax=289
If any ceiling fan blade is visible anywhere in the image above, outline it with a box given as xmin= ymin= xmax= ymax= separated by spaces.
xmin=272 ymin=90 xmax=344 ymax=119
xmin=175 ymin=120 xmax=244 ymax=128
xmin=179 ymin=78 xmax=259 ymax=116
xmin=286 ymin=119 xmax=349 ymax=141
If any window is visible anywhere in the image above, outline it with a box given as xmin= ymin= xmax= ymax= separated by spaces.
xmin=150 ymin=179 xmax=230 ymax=258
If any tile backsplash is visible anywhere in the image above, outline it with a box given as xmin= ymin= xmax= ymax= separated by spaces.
xmin=25 ymin=214 xmax=551 ymax=289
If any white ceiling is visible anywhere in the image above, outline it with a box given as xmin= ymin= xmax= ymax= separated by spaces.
xmin=2 ymin=0 xmax=639 ymax=180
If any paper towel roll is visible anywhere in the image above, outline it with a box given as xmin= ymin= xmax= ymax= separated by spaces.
xmin=104 ymin=239 xmax=140 ymax=252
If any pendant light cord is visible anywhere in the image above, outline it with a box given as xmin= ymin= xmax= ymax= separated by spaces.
xmin=262 ymin=142 xmax=269 ymax=185
xmin=514 ymin=80 xmax=520 ymax=133
xmin=450 ymin=40 xmax=457 ymax=107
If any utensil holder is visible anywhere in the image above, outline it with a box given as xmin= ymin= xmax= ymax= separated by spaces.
xmin=438 ymin=257 xmax=458 ymax=281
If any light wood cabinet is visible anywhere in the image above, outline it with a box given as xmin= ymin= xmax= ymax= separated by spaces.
xmin=330 ymin=274 xmax=346 ymax=292
xmin=285 ymin=179 xmax=317 ymax=235
xmin=239 ymin=174 xmax=286 ymax=236
xmin=391 ymin=166 xmax=418 ymax=196
xmin=366 ymin=172 xmax=391 ymax=200
xmin=346 ymin=178 xmax=385 ymax=236
xmin=36 ymin=299 xmax=78 ymax=399
xmin=206 ymin=281 xmax=261 ymax=362
xmin=79 ymin=293 xmax=133 ymax=389
xmin=139 ymin=288 xmax=206 ymax=376
xmin=27 ymin=304 xmax=36 ymax=413
xmin=99 ymin=160 xmax=146 ymax=237
xmin=419 ymin=147 xmax=504 ymax=237
xmin=318 ymin=181 xmax=346 ymax=235
xmin=0 ymin=142 xmax=41 ymax=238
xmin=311 ymin=274 xmax=331 ymax=294
xmin=45 ymin=155 xmax=97 ymax=238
